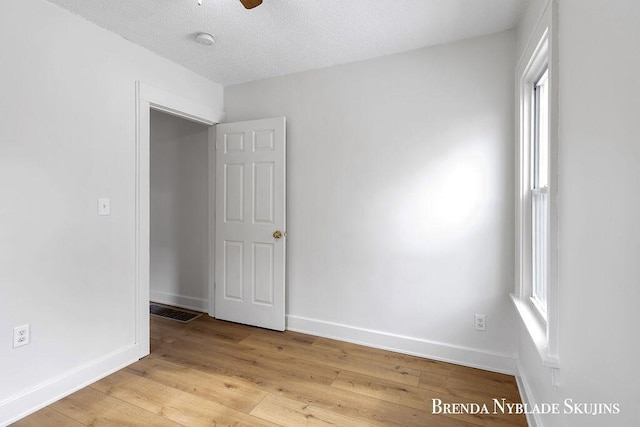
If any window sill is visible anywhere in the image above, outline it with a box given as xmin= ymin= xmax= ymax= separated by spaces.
xmin=510 ymin=293 xmax=560 ymax=369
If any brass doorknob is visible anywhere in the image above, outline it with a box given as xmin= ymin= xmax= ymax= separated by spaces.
xmin=273 ymin=230 xmax=283 ymax=239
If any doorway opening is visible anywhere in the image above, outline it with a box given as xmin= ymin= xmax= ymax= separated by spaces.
xmin=135 ymin=82 xmax=222 ymax=359
xmin=149 ymin=110 xmax=210 ymax=313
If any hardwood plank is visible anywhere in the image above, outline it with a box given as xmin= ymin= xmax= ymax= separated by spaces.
xmin=150 ymin=332 xmax=340 ymax=386
xmin=419 ymin=370 xmax=521 ymax=404
xmin=49 ymin=387 xmax=181 ymax=426
xmin=186 ymin=320 xmax=255 ymax=343
xmin=258 ymin=379 xmax=467 ymax=427
xmin=332 ymin=370 xmax=527 ymax=427
xmin=90 ymin=369 xmax=277 ymax=427
xmin=250 ymin=393 xmax=375 ymax=426
xmin=153 ymin=315 xmax=256 ymax=345
xmin=11 ymin=407 xmax=84 ymax=427
xmin=313 ymin=337 xmax=517 ymax=389
xmin=240 ymin=333 xmax=422 ymax=387
xmin=333 ymin=369 xmax=437 ymax=411
xmin=124 ymin=356 xmax=269 ymax=412
xmin=244 ymin=327 xmax=320 ymax=346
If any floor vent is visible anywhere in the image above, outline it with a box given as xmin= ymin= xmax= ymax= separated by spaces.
xmin=150 ymin=303 xmax=202 ymax=323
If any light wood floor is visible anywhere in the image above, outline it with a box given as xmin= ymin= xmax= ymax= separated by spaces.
xmin=14 ymin=314 xmax=527 ymax=426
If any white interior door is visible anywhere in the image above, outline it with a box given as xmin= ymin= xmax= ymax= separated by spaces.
xmin=215 ymin=117 xmax=286 ymax=331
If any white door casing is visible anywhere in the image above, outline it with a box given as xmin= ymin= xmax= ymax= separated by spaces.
xmin=136 ymin=82 xmax=223 ymax=359
xmin=215 ymin=117 xmax=286 ymax=331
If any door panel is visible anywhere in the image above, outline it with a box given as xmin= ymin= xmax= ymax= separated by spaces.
xmin=224 ymin=164 xmax=244 ymax=223
xmin=253 ymin=162 xmax=274 ymax=224
xmin=252 ymin=242 xmax=274 ymax=305
xmin=215 ymin=117 xmax=286 ymax=331
xmin=223 ymin=240 xmax=244 ymax=301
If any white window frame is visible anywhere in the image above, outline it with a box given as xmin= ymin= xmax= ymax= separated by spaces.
xmin=531 ymin=66 xmax=549 ymax=318
xmin=512 ymin=0 xmax=560 ymax=375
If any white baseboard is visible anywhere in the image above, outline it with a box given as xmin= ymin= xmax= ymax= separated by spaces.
xmin=0 ymin=344 xmax=142 ymax=427
xmin=150 ymin=289 xmax=208 ymax=312
xmin=514 ymin=360 xmax=542 ymax=427
xmin=286 ymin=314 xmax=515 ymax=375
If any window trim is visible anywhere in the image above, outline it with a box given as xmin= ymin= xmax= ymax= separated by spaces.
xmin=531 ymin=66 xmax=549 ymax=318
xmin=513 ymin=0 xmax=560 ymax=373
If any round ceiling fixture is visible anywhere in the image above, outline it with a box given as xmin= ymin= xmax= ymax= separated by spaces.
xmin=195 ymin=32 xmax=215 ymax=46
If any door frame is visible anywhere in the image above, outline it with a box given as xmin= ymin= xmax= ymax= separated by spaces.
xmin=134 ymin=82 xmax=224 ymax=359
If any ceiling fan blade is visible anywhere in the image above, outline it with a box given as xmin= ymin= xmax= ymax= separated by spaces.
xmin=239 ymin=0 xmax=262 ymax=9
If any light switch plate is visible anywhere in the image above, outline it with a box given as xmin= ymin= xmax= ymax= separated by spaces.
xmin=98 ymin=198 xmax=111 ymax=216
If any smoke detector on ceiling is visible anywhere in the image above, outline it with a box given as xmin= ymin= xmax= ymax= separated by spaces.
xmin=195 ymin=32 xmax=215 ymax=46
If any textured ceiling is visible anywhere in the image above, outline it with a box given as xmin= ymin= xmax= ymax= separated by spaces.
xmin=45 ymin=0 xmax=528 ymax=86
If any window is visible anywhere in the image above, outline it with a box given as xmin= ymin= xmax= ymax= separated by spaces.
xmin=513 ymin=13 xmax=559 ymax=373
xmin=531 ymin=68 xmax=549 ymax=317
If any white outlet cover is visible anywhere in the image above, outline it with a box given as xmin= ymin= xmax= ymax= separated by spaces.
xmin=474 ymin=314 xmax=486 ymax=331
xmin=13 ymin=324 xmax=30 ymax=348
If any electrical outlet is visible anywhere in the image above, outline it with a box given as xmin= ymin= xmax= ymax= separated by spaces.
xmin=474 ymin=314 xmax=486 ymax=331
xmin=13 ymin=324 xmax=30 ymax=348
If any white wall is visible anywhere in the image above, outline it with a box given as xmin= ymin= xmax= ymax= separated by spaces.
xmin=0 ymin=0 xmax=222 ymax=424
xmin=515 ymin=1 xmax=640 ymax=426
xmin=150 ymin=110 xmax=210 ymax=312
xmin=225 ymin=31 xmax=517 ymax=372
xmin=515 ymin=0 xmax=548 ymax=60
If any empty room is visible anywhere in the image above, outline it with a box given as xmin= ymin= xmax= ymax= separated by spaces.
xmin=1 ymin=1 xmax=638 ymax=426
